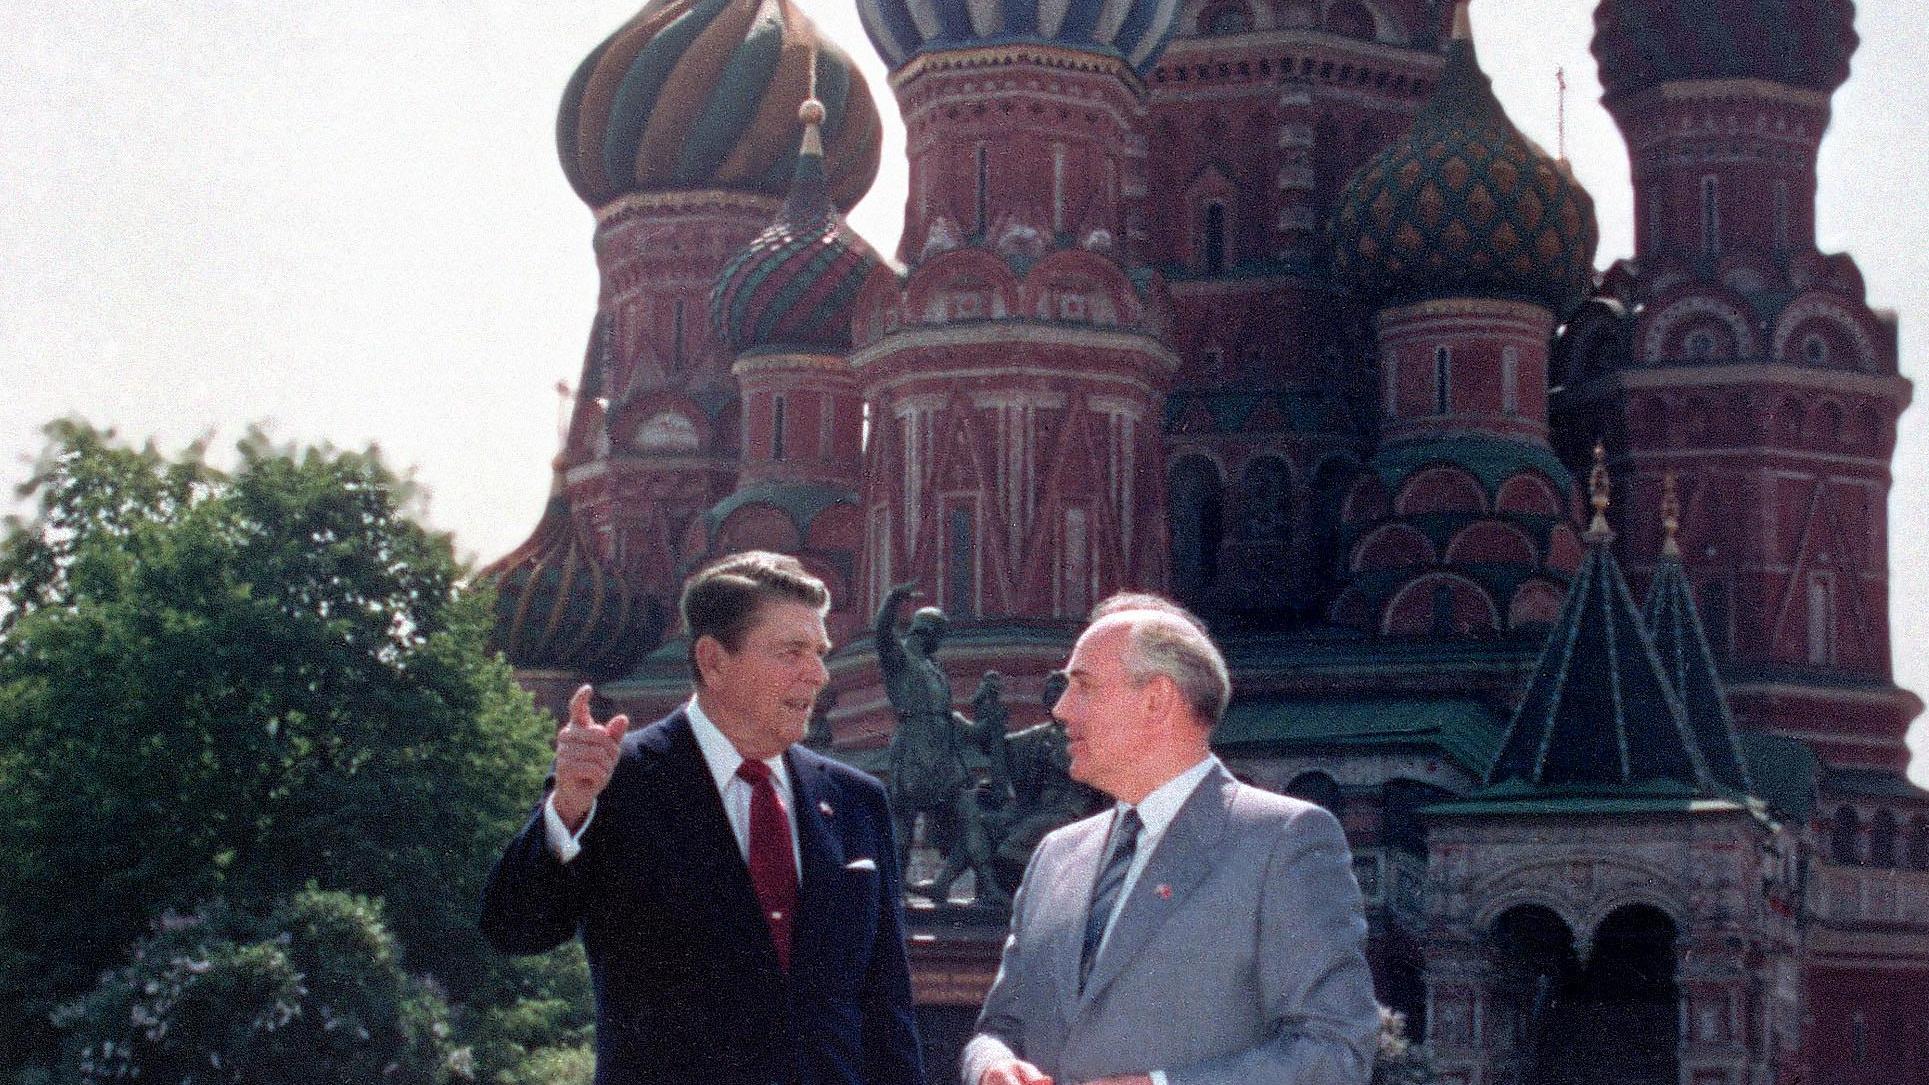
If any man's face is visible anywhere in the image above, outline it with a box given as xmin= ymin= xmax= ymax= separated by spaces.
xmin=700 ymin=599 xmax=833 ymax=760
xmin=1052 ymin=620 xmax=1151 ymax=799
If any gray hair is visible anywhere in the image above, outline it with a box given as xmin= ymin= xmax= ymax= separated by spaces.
xmin=1097 ymin=603 xmax=1230 ymax=727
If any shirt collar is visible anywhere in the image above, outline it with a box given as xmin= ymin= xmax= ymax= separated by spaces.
xmin=1119 ymin=754 xmax=1219 ymax=839
xmin=687 ymin=695 xmax=790 ymax=796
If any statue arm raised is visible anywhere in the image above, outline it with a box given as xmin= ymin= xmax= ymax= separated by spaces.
xmin=873 ymin=581 xmax=917 ymax=673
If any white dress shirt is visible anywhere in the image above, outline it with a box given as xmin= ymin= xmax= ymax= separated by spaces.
xmin=545 ymin=696 xmax=802 ymax=879
xmin=1092 ymin=754 xmax=1218 ymax=962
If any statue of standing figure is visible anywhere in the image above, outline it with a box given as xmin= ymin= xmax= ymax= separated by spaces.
xmin=875 ymin=583 xmax=1008 ymax=907
xmin=992 ymin=670 xmax=1099 ymax=880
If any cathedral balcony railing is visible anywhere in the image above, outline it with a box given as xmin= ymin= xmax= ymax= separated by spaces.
xmin=1633 ymin=354 xmax=1885 ymax=376
xmin=1811 ymin=863 xmax=1929 ymax=928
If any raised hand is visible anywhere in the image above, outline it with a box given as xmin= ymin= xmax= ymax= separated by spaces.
xmin=552 ymin=684 xmax=628 ymax=831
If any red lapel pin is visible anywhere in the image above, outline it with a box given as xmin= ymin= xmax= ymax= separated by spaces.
xmin=1156 ymin=884 xmax=1172 ymax=900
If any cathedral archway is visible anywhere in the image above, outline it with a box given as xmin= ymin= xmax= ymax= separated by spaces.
xmin=1570 ymin=905 xmax=1680 ymax=1085
xmin=1486 ymin=903 xmax=1681 ymax=1085
xmin=1167 ymin=454 xmax=1224 ymax=606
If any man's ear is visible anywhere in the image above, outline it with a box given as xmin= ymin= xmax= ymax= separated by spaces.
xmin=693 ymin=634 xmax=727 ymax=687
xmin=1141 ymin=672 xmax=1178 ymax=723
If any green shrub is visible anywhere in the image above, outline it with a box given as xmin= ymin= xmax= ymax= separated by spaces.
xmin=53 ymin=888 xmax=461 ymax=1085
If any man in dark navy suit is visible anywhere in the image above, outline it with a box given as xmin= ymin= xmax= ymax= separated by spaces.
xmin=482 ymin=551 xmax=924 ymax=1085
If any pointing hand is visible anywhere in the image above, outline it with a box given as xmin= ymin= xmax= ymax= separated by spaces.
xmin=552 ymin=684 xmax=628 ymax=831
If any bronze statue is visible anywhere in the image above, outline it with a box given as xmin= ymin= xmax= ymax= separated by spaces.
xmin=969 ymin=671 xmax=1013 ymax=803
xmin=875 ymin=583 xmax=1007 ymax=906
xmin=992 ymin=670 xmax=1099 ymax=881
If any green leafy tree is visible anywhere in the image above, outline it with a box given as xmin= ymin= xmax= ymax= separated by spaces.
xmin=0 ymin=421 xmax=556 ymax=1068
xmin=53 ymin=888 xmax=457 ymax=1085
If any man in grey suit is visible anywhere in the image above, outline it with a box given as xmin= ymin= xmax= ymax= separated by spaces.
xmin=961 ymin=594 xmax=1380 ymax=1085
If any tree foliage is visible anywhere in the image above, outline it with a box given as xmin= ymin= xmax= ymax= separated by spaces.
xmin=0 ymin=421 xmax=556 ymax=1066
xmin=53 ymin=888 xmax=457 ymax=1085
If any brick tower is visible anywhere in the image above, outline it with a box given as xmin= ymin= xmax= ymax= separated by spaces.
xmin=845 ymin=0 xmax=1187 ymax=710
xmin=1328 ymin=4 xmax=1597 ymax=639
xmin=1556 ymin=0 xmax=1928 ymax=1075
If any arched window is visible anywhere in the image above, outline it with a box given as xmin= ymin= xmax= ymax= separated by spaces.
xmin=947 ymin=506 xmax=975 ymax=617
xmin=975 ymin=144 xmax=990 ymax=235
xmin=671 ymin=299 xmax=687 ymax=369
xmin=771 ymin=394 xmax=788 ymax=461
xmin=1202 ymin=201 xmax=1228 ymax=274
xmin=1774 ymin=180 xmax=1791 ymax=250
xmin=1832 ymin=805 xmax=1862 ymax=865
xmin=1285 ymin=771 xmax=1344 ymax=817
xmin=1870 ymin=810 xmax=1899 ymax=867
xmin=1501 ymin=345 xmax=1520 ymax=414
xmin=1434 ymin=346 xmax=1452 ymax=414
xmin=1908 ymin=816 xmax=1929 ymax=870
xmin=1701 ymin=175 xmax=1721 ymax=256
xmin=1168 ymin=456 xmax=1225 ymax=602
xmin=1240 ymin=457 xmax=1295 ymax=543
xmin=1807 ymin=572 xmax=1837 ymax=666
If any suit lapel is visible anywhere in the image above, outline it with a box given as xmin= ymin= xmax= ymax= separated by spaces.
xmin=1050 ymin=815 xmax=1113 ymax=1004
xmin=1079 ymin=767 xmax=1237 ymax=1004
xmin=787 ymin=748 xmax=847 ymax=974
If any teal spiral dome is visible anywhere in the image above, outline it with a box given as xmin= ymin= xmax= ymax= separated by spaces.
xmin=1593 ymin=0 xmax=1857 ymax=101
xmin=712 ymin=101 xmax=884 ymax=354
xmin=558 ymin=0 xmax=883 ymax=210
xmin=478 ymin=474 xmax=662 ymax=678
xmin=1332 ymin=15 xmax=1599 ymax=315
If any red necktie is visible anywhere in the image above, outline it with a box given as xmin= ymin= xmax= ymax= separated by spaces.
xmin=736 ymin=759 xmax=797 ymax=971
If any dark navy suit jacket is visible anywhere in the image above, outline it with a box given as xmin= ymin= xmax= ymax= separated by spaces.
xmin=481 ymin=709 xmax=924 ymax=1085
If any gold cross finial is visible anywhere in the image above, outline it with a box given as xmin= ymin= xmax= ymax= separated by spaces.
xmin=798 ymin=98 xmax=825 ymax=157
xmin=1660 ymin=470 xmax=1681 ymax=558
xmin=1587 ymin=440 xmax=1611 ymax=539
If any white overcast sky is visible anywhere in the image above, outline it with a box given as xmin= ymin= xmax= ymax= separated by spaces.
xmin=5 ymin=0 xmax=1925 ymax=780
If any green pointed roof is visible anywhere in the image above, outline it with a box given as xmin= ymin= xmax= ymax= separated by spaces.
xmin=1642 ymin=479 xmax=1754 ymax=794
xmin=1486 ymin=450 xmax=1717 ymax=792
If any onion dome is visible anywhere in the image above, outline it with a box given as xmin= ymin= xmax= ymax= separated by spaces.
xmin=477 ymin=468 xmax=664 ymax=679
xmin=1332 ymin=5 xmax=1599 ymax=315
xmin=858 ymin=0 xmax=1179 ymax=75
xmin=557 ymin=0 xmax=883 ymax=211
xmin=711 ymin=100 xmax=884 ymax=354
xmin=1593 ymin=0 xmax=1857 ymax=101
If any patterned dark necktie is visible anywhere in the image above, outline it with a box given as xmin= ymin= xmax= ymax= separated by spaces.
xmin=737 ymin=759 xmax=798 ymax=971
xmin=1080 ymin=808 xmax=1142 ymax=988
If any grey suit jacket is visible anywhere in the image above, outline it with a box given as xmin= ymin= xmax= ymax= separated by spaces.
xmin=962 ymin=764 xmax=1379 ymax=1085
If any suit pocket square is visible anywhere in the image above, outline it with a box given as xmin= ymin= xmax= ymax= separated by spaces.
xmin=845 ymin=858 xmax=878 ymax=871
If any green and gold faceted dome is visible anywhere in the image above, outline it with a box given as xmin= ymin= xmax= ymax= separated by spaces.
xmin=557 ymin=0 xmax=884 ymax=211
xmin=712 ymin=101 xmax=884 ymax=354
xmin=1332 ymin=7 xmax=1599 ymax=315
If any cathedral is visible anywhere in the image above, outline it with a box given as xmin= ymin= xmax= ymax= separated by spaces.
xmin=479 ymin=0 xmax=1924 ymax=1080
